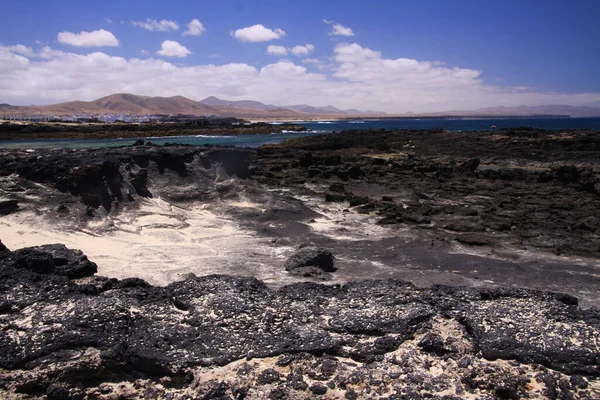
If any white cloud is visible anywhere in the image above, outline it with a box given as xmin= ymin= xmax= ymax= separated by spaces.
xmin=290 ymin=44 xmax=315 ymax=56
xmin=140 ymin=50 xmax=150 ymax=56
xmin=303 ymin=58 xmax=321 ymax=64
xmin=231 ymin=24 xmax=286 ymax=42
xmin=209 ymin=53 xmax=223 ymax=59
xmin=8 ymin=45 xmax=35 ymax=57
xmin=1 ymin=42 xmax=599 ymax=114
xmin=266 ymin=45 xmax=288 ymax=56
xmin=0 ymin=46 xmax=30 ymax=73
xmin=105 ymin=18 xmax=113 ymax=24
xmin=267 ymin=44 xmax=314 ymax=57
xmin=156 ymin=40 xmax=191 ymax=58
xmin=132 ymin=19 xmax=179 ymax=32
xmin=330 ymin=23 xmax=355 ymax=37
xmin=37 ymin=46 xmax=68 ymax=60
xmin=323 ymin=20 xmax=355 ymax=36
xmin=334 ymin=43 xmax=380 ymax=63
xmin=57 ymin=29 xmax=119 ymax=47
xmin=183 ymin=19 xmax=205 ymax=36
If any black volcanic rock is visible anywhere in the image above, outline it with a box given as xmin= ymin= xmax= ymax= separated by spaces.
xmin=0 ymin=146 xmax=254 ymax=213
xmin=1 ymin=130 xmax=600 ymax=397
xmin=0 ymin=198 xmax=19 ymax=215
xmin=0 ymin=245 xmax=600 ymax=398
xmin=284 ymin=247 xmax=336 ymax=276
xmin=13 ymin=244 xmax=97 ymax=279
xmin=0 ymin=244 xmax=599 ymax=398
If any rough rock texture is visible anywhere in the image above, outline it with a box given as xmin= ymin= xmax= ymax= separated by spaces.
xmin=0 ymin=243 xmax=598 ymax=399
xmin=258 ymin=129 xmax=600 ymax=259
xmin=1 ymin=129 xmax=600 ymax=397
xmin=0 ymin=145 xmax=252 ymax=216
xmin=284 ymin=247 xmax=336 ymax=277
xmin=12 ymin=244 xmax=98 ymax=279
xmin=0 ymin=121 xmax=307 ymax=140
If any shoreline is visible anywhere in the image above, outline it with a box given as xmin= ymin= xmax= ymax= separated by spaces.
xmin=1 ymin=133 xmax=599 ymax=397
xmin=0 ymin=120 xmax=307 ymax=141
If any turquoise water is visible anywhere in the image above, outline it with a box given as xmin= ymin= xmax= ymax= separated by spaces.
xmin=1 ymin=117 xmax=599 ymax=149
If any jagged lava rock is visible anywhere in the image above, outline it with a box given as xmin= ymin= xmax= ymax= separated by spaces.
xmin=12 ymin=244 xmax=98 ymax=279
xmin=284 ymin=247 xmax=336 ymax=277
xmin=0 ymin=243 xmax=599 ymax=398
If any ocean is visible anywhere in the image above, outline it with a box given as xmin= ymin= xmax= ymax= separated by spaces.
xmin=1 ymin=117 xmax=599 ymax=149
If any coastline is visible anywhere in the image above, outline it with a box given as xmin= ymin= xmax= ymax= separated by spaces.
xmin=1 ymin=130 xmax=599 ymax=397
xmin=0 ymin=120 xmax=307 ymax=141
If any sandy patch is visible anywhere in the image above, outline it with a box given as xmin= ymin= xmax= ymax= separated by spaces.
xmin=0 ymin=197 xmax=299 ymax=286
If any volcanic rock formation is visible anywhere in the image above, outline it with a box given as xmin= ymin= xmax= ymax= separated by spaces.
xmin=0 ymin=241 xmax=598 ymax=398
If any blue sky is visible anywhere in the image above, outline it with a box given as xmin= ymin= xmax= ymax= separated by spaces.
xmin=1 ymin=0 xmax=599 ymax=112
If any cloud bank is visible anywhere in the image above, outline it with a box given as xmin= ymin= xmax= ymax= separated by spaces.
xmin=1 ymin=42 xmax=599 ymax=113
xmin=57 ymin=30 xmax=119 ymax=47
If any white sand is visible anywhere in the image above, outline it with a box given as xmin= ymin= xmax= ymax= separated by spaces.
xmin=0 ymin=197 xmax=299 ymax=286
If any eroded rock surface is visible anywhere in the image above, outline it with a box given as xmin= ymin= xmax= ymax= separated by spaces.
xmin=1 ymin=129 xmax=600 ymax=397
xmin=0 ymin=242 xmax=599 ymax=398
xmin=284 ymin=247 xmax=336 ymax=277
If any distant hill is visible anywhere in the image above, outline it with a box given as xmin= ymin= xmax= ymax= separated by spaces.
xmin=0 ymin=94 xmax=383 ymax=119
xmin=200 ymin=96 xmax=279 ymax=111
xmin=44 ymin=94 xmax=220 ymax=115
xmin=284 ymin=104 xmax=347 ymax=115
xmin=345 ymin=108 xmax=388 ymax=115
xmin=200 ymin=97 xmax=368 ymax=116
xmin=443 ymin=105 xmax=600 ymax=118
xmin=2 ymin=95 xmax=599 ymax=119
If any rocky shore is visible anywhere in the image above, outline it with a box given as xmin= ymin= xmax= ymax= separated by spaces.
xmin=1 ymin=128 xmax=600 ymax=398
xmin=0 ymin=120 xmax=306 ymax=141
xmin=1 ymin=241 xmax=599 ymax=399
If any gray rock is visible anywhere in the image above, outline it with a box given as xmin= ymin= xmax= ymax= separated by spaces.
xmin=284 ymin=247 xmax=336 ymax=276
xmin=1 ymin=246 xmax=599 ymax=398
xmin=13 ymin=244 xmax=98 ymax=279
xmin=0 ymin=198 xmax=19 ymax=215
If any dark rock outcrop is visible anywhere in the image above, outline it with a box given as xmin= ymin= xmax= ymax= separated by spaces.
xmin=13 ymin=244 xmax=98 ymax=279
xmin=0 ymin=197 xmax=18 ymax=215
xmin=0 ymin=243 xmax=598 ymax=398
xmin=284 ymin=247 xmax=336 ymax=277
xmin=0 ymin=146 xmax=253 ymax=214
xmin=256 ymin=128 xmax=600 ymax=259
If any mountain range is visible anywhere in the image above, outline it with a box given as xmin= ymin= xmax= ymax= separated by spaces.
xmin=1 ymin=94 xmax=600 ymax=119
xmin=0 ymin=94 xmax=384 ymax=119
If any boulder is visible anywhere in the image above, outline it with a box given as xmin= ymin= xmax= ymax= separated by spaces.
xmin=460 ymin=157 xmax=480 ymax=172
xmin=13 ymin=244 xmax=98 ymax=279
xmin=554 ymin=165 xmax=580 ymax=184
xmin=0 ymin=198 xmax=19 ymax=215
xmin=298 ymin=152 xmax=313 ymax=167
xmin=284 ymin=247 xmax=336 ymax=276
xmin=456 ymin=234 xmax=491 ymax=246
xmin=329 ymin=182 xmax=345 ymax=193
xmin=325 ymin=192 xmax=346 ymax=202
